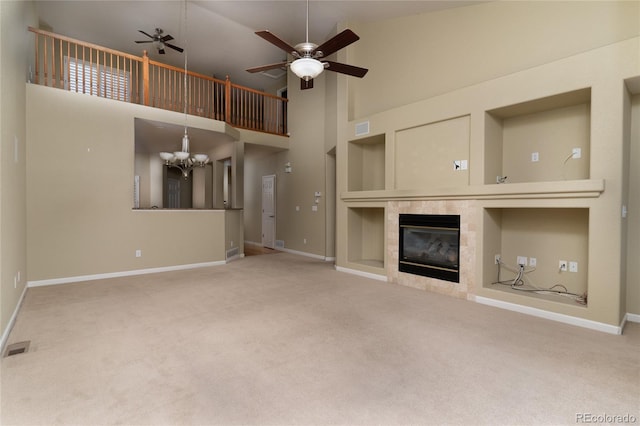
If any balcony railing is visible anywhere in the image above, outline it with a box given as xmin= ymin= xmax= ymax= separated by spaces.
xmin=29 ymin=27 xmax=288 ymax=136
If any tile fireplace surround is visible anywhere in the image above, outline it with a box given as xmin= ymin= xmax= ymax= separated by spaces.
xmin=388 ymin=200 xmax=477 ymax=299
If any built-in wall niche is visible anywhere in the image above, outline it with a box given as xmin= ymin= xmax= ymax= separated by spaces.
xmin=482 ymin=207 xmax=589 ymax=306
xmin=348 ymin=134 xmax=385 ymax=191
xmin=485 ymin=88 xmax=591 ymax=185
xmin=395 ymin=115 xmax=470 ymax=190
xmin=347 ymin=206 xmax=385 ymax=270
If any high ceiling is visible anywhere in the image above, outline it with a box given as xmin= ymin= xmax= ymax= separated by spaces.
xmin=34 ymin=1 xmax=481 ymax=91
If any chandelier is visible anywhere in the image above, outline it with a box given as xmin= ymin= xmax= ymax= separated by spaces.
xmin=159 ymin=0 xmax=209 ymax=178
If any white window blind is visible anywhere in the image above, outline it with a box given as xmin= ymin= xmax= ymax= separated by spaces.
xmin=65 ymin=57 xmax=130 ymax=102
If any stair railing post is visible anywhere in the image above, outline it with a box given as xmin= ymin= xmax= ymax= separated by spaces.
xmin=143 ymin=50 xmax=150 ymax=106
xmin=225 ymin=75 xmax=231 ymax=125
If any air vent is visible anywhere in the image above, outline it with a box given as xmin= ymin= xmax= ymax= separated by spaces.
xmin=226 ymin=247 xmax=240 ymax=259
xmin=275 ymin=240 xmax=285 ymax=249
xmin=355 ymin=121 xmax=370 ymax=136
xmin=4 ymin=341 xmax=30 ymax=357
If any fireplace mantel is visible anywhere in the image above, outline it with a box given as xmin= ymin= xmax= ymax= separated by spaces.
xmin=342 ymin=179 xmax=604 ymax=202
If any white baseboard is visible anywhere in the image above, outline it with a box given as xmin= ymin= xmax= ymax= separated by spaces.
xmin=473 ymin=295 xmax=623 ymax=335
xmin=626 ymin=313 xmax=640 ymax=323
xmin=278 ymin=247 xmax=330 ymax=261
xmin=27 ymin=261 xmax=226 ymax=288
xmin=1 ymin=284 xmax=29 ymax=354
xmin=335 ymin=266 xmax=388 ymax=282
xmin=246 ymin=240 xmax=334 ymax=262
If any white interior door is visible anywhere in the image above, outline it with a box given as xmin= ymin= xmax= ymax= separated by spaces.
xmin=262 ymin=175 xmax=276 ymax=248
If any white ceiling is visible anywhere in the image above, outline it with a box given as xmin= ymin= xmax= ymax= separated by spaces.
xmin=34 ymin=0 xmax=481 ymax=90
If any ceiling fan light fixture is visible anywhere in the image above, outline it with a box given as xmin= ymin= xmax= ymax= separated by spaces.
xmin=290 ymin=57 xmax=324 ymax=81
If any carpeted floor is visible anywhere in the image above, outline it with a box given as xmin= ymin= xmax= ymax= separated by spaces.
xmin=1 ymin=252 xmax=638 ymax=425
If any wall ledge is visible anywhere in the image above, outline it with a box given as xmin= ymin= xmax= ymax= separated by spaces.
xmin=342 ymin=179 xmax=605 ymax=202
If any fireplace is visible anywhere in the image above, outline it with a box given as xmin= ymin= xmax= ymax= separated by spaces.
xmin=399 ymin=214 xmax=460 ymax=283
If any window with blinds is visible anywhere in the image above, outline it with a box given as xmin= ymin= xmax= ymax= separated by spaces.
xmin=65 ymin=57 xmax=130 ymax=102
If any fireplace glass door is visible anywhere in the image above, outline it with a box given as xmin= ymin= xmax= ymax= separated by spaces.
xmin=399 ymin=214 xmax=460 ymax=283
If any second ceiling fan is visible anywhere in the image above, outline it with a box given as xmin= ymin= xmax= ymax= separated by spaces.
xmin=246 ymin=0 xmax=368 ymax=90
xmin=135 ymin=28 xmax=184 ymax=54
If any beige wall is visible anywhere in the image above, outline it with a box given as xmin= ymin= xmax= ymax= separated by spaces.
xmin=501 ymin=103 xmax=590 ymax=183
xmin=224 ymin=209 xmax=244 ymax=257
xmin=395 ymin=116 xmax=470 ymax=189
xmin=279 ymin=71 xmax=329 ymax=256
xmin=244 ymin=70 xmax=333 ymax=258
xmin=26 ymin=85 xmax=230 ymax=282
xmin=1 ymin=1 xmax=36 ymax=340
xmin=349 ymin=1 xmax=640 ymax=119
xmin=336 ymin=1 xmax=640 ymax=327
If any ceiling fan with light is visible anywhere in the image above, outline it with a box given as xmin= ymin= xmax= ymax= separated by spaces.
xmin=135 ymin=28 xmax=184 ymax=54
xmin=246 ymin=0 xmax=368 ymax=90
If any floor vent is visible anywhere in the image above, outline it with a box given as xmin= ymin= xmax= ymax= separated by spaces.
xmin=226 ymin=247 xmax=240 ymax=259
xmin=275 ymin=240 xmax=285 ymax=249
xmin=4 ymin=341 xmax=30 ymax=357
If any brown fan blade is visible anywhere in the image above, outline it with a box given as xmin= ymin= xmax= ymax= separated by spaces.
xmin=161 ymin=34 xmax=174 ymax=42
xmin=246 ymin=61 xmax=289 ymax=73
xmin=255 ymin=30 xmax=297 ymax=54
xmin=138 ymin=30 xmax=154 ymax=39
xmin=301 ymin=78 xmax=314 ymax=90
xmin=323 ymin=61 xmax=368 ymax=78
xmin=313 ymin=29 xmax=359 ymax=58
xmin=158 ymin=49 xmax=166 ymax=54
xmin=135 ymin=40 xmax=152 ymax=44
xmin=165 ymin=43 xmax=184 ymax=53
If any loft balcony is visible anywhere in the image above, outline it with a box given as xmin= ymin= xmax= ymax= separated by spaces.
xmin=28 ymin=27 xmax=289 ymax=137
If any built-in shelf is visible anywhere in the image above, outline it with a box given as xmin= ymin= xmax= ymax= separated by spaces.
xmin=481 ymin=207 xmax=589 ymax=307
xmin=347 ymin=206 xmax=385 ymax=273
xmin=348 ymin=134 xmax=386 ymax=192
xmin=485 ymin=88 xmax=591 ymax=185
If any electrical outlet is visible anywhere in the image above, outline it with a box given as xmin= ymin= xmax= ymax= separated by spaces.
xmin=569 ymin=261 xmax=578 ymax=273
xmin=559 ymin=260 xmax=567 ymax=272
xmin=303 ymin=238 xmax=307 ymax=245
xmin=529 ymin=257 xmax=537 ymax=267
xmin=531 ymin=152 xmax=539 ymax=162
xmin=572 ymin=148 xmax=582 ymax=159
xmin=494 ymin=254 xmax=501 ymax=264
xmin=230 ymin=241 xmax=234 ymax=247
xmin=517 ymin=256 xmax=528 ymax=266
xmin=135 ymin=249 xmax=142 ymax=258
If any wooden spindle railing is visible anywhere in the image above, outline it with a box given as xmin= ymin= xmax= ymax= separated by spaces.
xmin=28 ymin=27 xmax=288 ymax=136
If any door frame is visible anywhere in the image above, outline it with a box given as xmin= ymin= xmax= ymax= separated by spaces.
xmin=261 ymin=174 xmax=276 ymax=248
